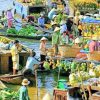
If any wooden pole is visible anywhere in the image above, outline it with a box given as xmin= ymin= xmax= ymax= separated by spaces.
xmin=35 ymin=70 xmax=39 ymax=100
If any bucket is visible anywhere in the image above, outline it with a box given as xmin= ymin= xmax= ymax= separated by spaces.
xmin=57 ymin=79 xmax=68 ymax=89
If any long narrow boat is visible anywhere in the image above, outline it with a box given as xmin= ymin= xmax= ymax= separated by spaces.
xmin=0 ymin=74 xmax=35 ymax=85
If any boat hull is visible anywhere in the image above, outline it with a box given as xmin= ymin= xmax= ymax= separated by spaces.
xmin=0 ymin=74 xmax=35 ymax=85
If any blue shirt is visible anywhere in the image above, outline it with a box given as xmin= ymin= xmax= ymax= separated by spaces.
xmin=25 ymin=57 xmax=39 ymax=71
xmin=48 ymin=9 xmax=56 ymax=19
xmin=38 ymin=17 xmax=45 ymax=26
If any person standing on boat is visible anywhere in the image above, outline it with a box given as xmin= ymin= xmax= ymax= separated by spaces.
xmin=39 ymin=37 xmax=48 ymax=70
xmin=60 ymin=20 xmax=67 ymax=35
xmin=23 ymin=51 xmax=39 ymax=75
xmin=18 ymin=78 xmax=30 ymax=100
xmin=10 ymin=40 xmax=31 ymax=75
xmin=38 ymin=13 xmax=45 ymax=28
xmin=6 ymin=8 xmax=13 ymax=28
xmin=52 ymin=27 xmax=60 ymax=55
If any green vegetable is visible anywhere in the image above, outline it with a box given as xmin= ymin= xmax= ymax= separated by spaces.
xmin=7 ymin=28 xmax=18 ymax=34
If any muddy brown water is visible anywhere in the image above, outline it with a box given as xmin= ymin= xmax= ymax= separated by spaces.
xmin=5 ymin=38 xmax=67 ymax=100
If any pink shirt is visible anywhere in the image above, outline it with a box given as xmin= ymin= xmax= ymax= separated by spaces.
xmin=89 ymin=41 xmax=96 ymax=52
xmin=6 ymin=11 xmax=13 ymax=20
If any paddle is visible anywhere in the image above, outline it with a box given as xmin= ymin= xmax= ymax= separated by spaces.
xmin=35 ymin=69 xmax=39 ymax=100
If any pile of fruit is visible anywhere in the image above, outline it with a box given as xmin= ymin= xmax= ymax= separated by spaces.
xmin=69 ymin=62 xmax=100 ymax=85
xmin=0 ymin=88 xmax=19 ymax=100
xmin=0 ymin=36 xmax=11 ymax=44
xmin=82 ymin=24 xmax=100 ymax=37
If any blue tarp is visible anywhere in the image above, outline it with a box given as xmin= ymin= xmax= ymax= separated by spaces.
xmin=81 ymin=17 xmax=100 ymax=23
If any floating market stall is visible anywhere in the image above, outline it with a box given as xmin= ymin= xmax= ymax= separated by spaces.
xmin=0 ymin=36 xmax=30 ymax=74
xmin=81 ymin=18 xmax=100 ymax=38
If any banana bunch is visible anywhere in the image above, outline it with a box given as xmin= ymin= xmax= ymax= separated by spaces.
xmin=69 ymin=73 xmax=78 ymax=85
xmin=0 ymin=36 xmax=11 ymax=44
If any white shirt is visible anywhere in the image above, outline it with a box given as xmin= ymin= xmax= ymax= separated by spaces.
xmin=25 ymin=57 xmax=39 ymax=71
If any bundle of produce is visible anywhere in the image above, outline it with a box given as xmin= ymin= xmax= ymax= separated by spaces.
xmin=56 ymin=60 xmax=71 ymax=72
xmin=0 ymin=36 xmax=11 ymax=44
xmin=0 ymin=88 xmax=19 ymax=100
xmin=43 ymin=61 xmax=50 ymax=70
xmin=69 ymin=71 xmax=90 ymax=85
xmin=18 ymin=25 xmax=37 ymax=36
xmin=89 ymin=65 xmax=100 ymax=77
xmin=7 ymin=28 xmax=18 ymax=34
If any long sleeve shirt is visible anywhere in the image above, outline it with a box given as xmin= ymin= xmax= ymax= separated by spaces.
xmin=38 ymin=17 xmax=45 ymax=26
xmin=19 ymin=86 xmax=30 ymax=100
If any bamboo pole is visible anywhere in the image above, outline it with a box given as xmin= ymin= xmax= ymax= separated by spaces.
xmin=35 ymin=70 xmax=39 ymax=100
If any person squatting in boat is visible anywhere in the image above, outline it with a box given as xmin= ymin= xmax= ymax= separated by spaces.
xmin=22 ymin=51 xmax=41 ymax=75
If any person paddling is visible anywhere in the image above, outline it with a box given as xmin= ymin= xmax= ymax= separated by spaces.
xmin=18 ymin=78 xmax=30 ymax=100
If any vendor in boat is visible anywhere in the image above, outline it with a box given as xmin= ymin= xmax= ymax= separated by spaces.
xmin=52 ymin=27 xmax=60 ymax=55
xmin=18 ymin=78 xmax=30 ymax=100
xmin=60 ymin=20 xmax=67 ymax=35
xmin=60 ymin=31 xmax=69 ymax=45
xmin=38 ymin=13 xmax=45 ymax=28
xmin=39 ymin=37 xmax=48 ymax=70
xmin=48 ymin=8 xmax=57 ymax=20
xmin=26 ymin=15 xmax=35 ymax=24
xmin=10 ymin=40 xmax=31 ymax=75
xmin=23 ymin=51 xmax=39 ymax=75
xmin=89 ymin=37 xmax=98 ymax=53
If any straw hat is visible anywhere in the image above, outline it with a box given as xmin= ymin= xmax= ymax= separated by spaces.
xmin=40 ymin=37 xmax=48 ymax=41
xmin=60 ymin=20 xmax=66 ymax=25
xmin=54 ymin=27 xmax=60 ymax=32
xmin=22 ymin=79 xmax=30 ymax=86
xmin=75 ymin=37 xmax=81 ymax=43
xmin=51 ymin=21 xmax=57 ymax=26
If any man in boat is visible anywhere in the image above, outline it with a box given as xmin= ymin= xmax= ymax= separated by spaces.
xmin=22 ymin=51 xmax=39 ymax=75
xmin=38 ymin=13 xmax=45 ymax=28
xmin=18 ymin=78 xmax=30 ymax=100
xmin=10 ymin=40 xmax=31 ymax=75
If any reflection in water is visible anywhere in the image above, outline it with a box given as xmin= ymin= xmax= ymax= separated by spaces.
xmin=6 ymin=38 xmax=66 ymax=100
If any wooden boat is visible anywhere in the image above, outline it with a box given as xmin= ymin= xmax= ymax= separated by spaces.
xmin=0 ymin=81 xmax=7 ymax=89
xmin=0 ymin=74 xmax=35 ymax=85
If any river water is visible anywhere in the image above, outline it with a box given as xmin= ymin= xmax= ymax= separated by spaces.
xmin=5 ymin=38 xmax=67 ymax=100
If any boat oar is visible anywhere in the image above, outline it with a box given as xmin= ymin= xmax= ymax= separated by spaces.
xmin=35 ymin=69 xmax=39 ymax=100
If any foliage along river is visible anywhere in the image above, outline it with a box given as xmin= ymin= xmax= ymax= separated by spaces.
xmin=5 ymin=38 xmax=67 ymax=100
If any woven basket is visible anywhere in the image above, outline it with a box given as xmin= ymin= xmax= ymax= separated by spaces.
xmin=87 ymin=51 xmax=100 ymax=61
xmin=58 ymin=45 xmax=81 ymax=58
xmin=47 ymin=48 xmax=54 ymax=57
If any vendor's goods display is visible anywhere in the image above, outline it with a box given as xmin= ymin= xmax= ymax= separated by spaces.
xmin=58 ymin=45 xmax=81 ymax=58
xmin=0 ymin=36 xmax=11 ymax=44
xmin=7 ymin=25 xmax=37 ymax=36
